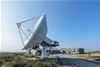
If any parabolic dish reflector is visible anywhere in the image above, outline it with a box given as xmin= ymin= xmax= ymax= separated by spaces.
xmin=23 ymin=14 xmax=48 ymax=50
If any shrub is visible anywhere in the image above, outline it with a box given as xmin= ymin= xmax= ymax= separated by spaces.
xmin=33 ymin=60 xmax=57 ymax=67
xmin=0 ymin=56 xmax=58 ymax=67
xmin=0 ymin=60 xmax=3 ymax=67
xmin=2 ymin=62 xmax=14 ymax=67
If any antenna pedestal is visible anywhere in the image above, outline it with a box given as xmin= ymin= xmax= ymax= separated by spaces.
xmin=41 ymin=46 xmax=48 ymax=59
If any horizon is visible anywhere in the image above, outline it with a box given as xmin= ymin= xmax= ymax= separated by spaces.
xmin=1 ymin=1 xmax=100 ymax=52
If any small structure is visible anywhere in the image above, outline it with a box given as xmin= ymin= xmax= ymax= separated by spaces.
xmin=61 ymin=48 xmax=84 ymax=55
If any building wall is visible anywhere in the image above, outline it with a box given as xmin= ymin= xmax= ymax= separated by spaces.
xmin=61 ymin=48 xmax=84 ymax=55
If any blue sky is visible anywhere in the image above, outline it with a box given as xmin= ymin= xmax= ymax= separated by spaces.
xmin=1 ymin=1 xmax=100 ymax=52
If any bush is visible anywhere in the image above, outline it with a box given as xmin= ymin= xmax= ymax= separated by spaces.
xmin=0 ymin=56 xmax=14 ymax=62
xmin=33 ymin=60 xmax=57 ymax=67
xmin=95 ymin=58 xmax=100 ymax=61
xmin=13 ymin=63 xmax=26 ymax=67
xmin=2 ymin=62 xmax=14 ymax=67
xmin=0 ymin=56 xmax=58 ymax=67
xmin=0 ymin=60 xmax=3 ymax=67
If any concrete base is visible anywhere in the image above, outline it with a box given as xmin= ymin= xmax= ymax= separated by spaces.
xmin=41 ymin=46 xmax=48 ymax=59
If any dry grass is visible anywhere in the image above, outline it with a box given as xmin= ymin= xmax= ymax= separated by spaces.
xmin=90 ymin=56 xmax=100 ymax=61
xmin=0 ymin=55 xmax=58 ymax=67
xmin=78 ymin=54 xmax=100 ymax=61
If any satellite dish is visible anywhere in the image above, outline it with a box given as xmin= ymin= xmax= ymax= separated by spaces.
xmin=23 ymin=14 xmax=47 ymax=50
xmin=17 ymin=14 xmax=59 ymax=58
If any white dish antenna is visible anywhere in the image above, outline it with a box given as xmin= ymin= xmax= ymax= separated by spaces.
xmin=16 ymin=14 xmax=59 ymax=58
xmin=23 ymin=14 xmax=48 ymax=50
